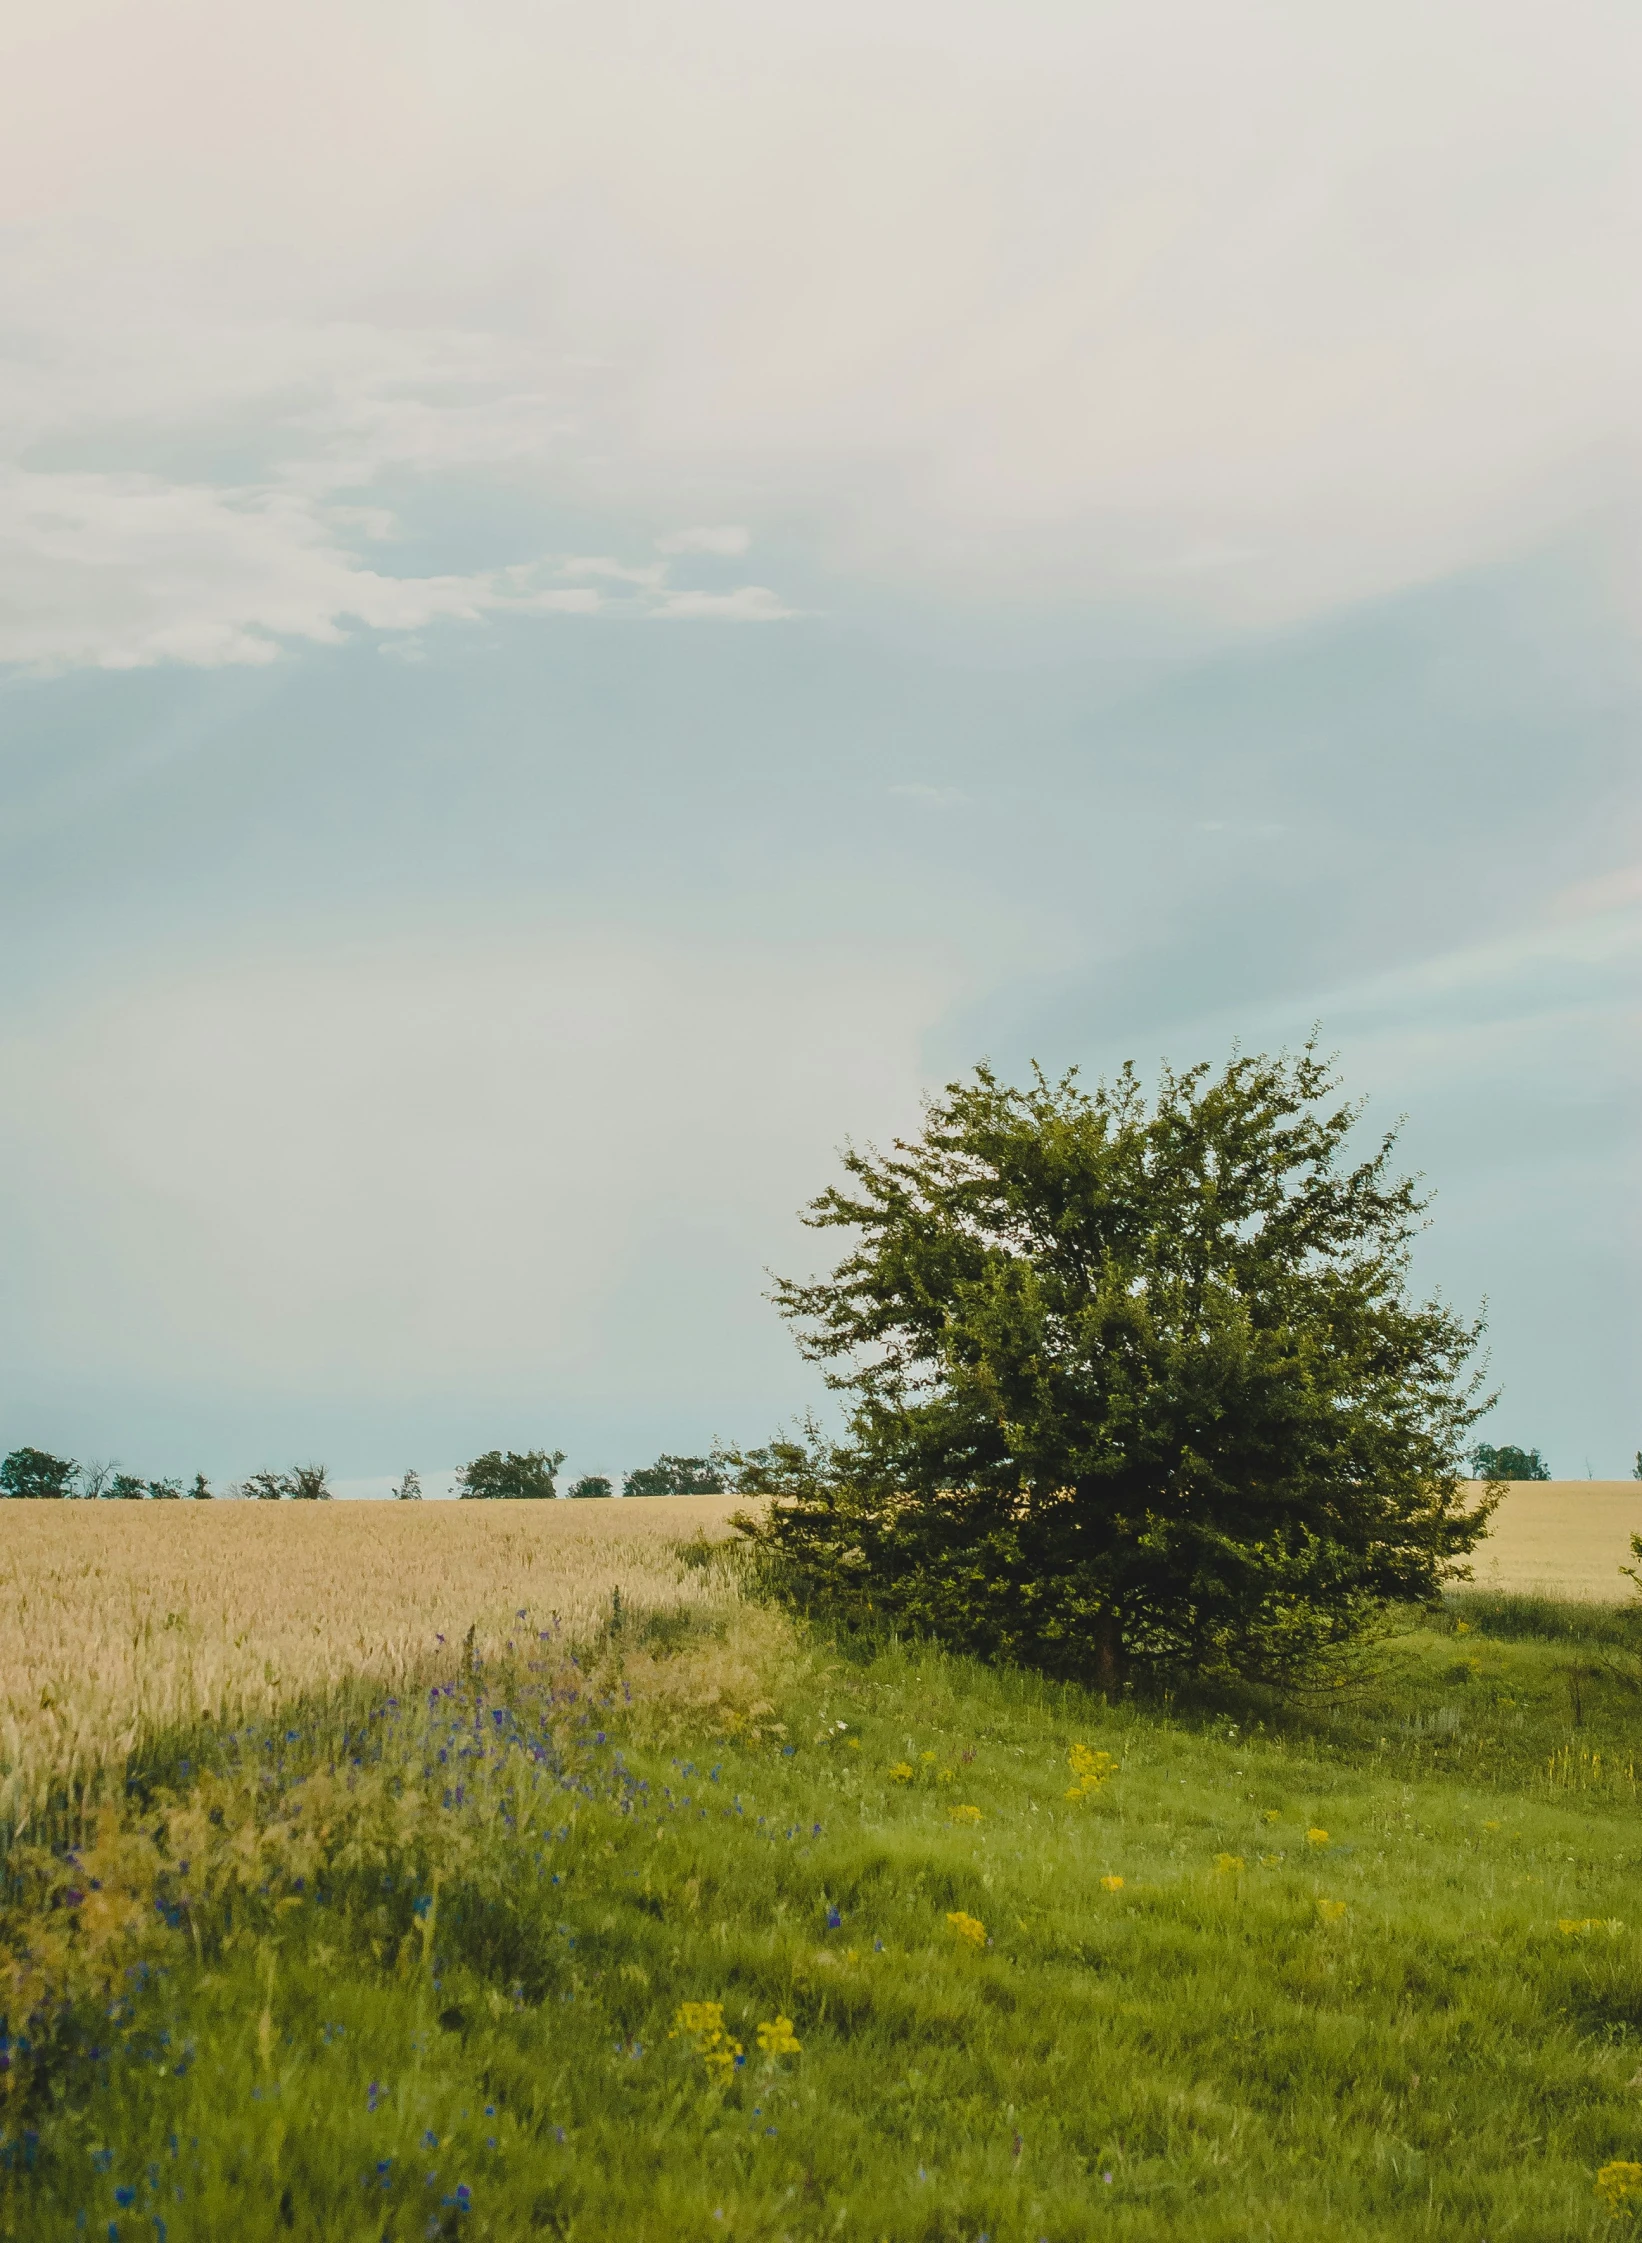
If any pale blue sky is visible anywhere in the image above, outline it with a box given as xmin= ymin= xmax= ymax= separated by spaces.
xmin=1 ymin=0 xmax=1637 ymax=1486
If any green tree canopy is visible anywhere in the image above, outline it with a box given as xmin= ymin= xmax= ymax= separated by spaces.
xmin=623 ymin=1454 xmax=726 ymax=1498
xmin=741 ymin=1047 xmax=1495 ymax=1687
xmin=457 ymin=1449 xmax=566 ymax=1500
xmin=568 ymin=1474 xmax=613 ymax=1500
xmin=1470 ymin=1443 xmax=1550 ymax=1482
xmin=0 ymin=1446 xmax=77 ymax=1499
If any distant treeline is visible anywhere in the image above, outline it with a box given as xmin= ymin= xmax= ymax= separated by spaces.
xmin=9 ymin=1439 xmax=1637 ymax=1502
xmin=0 ymin=1445 xmax=744 ymax=1500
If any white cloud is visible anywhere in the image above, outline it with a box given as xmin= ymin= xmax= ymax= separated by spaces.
xmin=0 ymin=468 xmax=535 ymax=670
xmin=559 ymin=555 xmax=670 ymax=587
xmin=650 ymin=585 xmax=795 ymax=621
xmin=1 ymin=0 xmax=1640 ymax=655
xmin=656 ymin=526 xmax=752 ymax=556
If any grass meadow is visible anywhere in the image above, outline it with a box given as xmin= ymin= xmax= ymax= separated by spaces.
xmin=4 ymin=1493 xmax=1642 ymax=2239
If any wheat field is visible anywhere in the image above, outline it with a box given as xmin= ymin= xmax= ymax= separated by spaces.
xmin=0 ymin=1496 xmax=748 ymax=1833
xmin=4 ymin=1483 xmax=1636 ymax=1837
xmin=1464 ymin=1481 xmax=1642 ymax=1600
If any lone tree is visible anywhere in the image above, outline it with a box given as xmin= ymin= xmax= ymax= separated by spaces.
xmin=457 ymin=1449 xmax=566 ymax=1500
xmin=741 ymin=1048 xmax=1495 ymax=1688
xmin=1470 ymin=1443 xmax=1550 ymax=1482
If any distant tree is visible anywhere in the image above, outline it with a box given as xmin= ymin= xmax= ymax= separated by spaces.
xmin=394 ymin=1469 xmax=423 ymax=1501
xmin=108 ymin=1472 xmax=147 ymax=1501
xmin=1470 ymin=1443 xmax=1551 ymax=1482
xmin=288 ymin=1463 xmax=334 ymax=1501
xmin=1634 ymin=1451 xmax=1641 ymax=1483
xmin=623 ymin=1454 xmax=726 ymax=1498
xmin=241 ymin=1471 xmax=290 ymax=1502
xmin=79 ymin=1460 xmax=115 ymax=1501
xmin=0 ymin=1446 xmax=77 ymax=1499
xmin=568 ymin=1474 xmax=613 ymax=1500
xmin=147 ymin=1478 xmax=184 ymax=1500
xmin=190 ymin=1473 xmax=213 ymax=1500
xmin=456 ymin=1449 xmax=566 ymax=1500
xmin=737 ymin=1047 xmax=1495 ymax=1690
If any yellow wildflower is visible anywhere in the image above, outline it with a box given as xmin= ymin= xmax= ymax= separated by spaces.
xmin=669 ymin=2000 xmax=743 ymax=2085
xmin=946 ymin=1910 xmax=987 ymax=1948
xmin=948 ymin=1804 xmax=983 ymax=1826
xmin=1262 ymin=1809 xmax=1281 ymax=1825
xmin=1306 ymin=1829 xmax=1330 ymax=1848
xmin=1213 ymin=1853 xmax=1245 ymax=1874
xmin=1260 ymin=1854 xmax=1282 ymax=1869
xmin=1065 ymin=1744 xmax=1118 ymax=1801
xmin=1100 ymin=1875 xmax=1124 ymax=1892
xmin=888 ymin=1762 xmax=914 ymax=1783
xmin=755 ymin=2014 xmax=802 ymax=2056
xmin=1317 ymin=1899 xmax=1348 ymax=1925
xmin=1560 ymin=1918 xmax=1626 ymax=1939
xmin=1596 ymin=2161 xmax=1642 ymax=2213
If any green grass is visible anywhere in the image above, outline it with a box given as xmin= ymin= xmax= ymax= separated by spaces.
xmin=6 ymin=1587 xmax=1642 ymax=2240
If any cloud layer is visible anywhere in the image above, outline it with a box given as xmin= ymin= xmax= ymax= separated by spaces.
xmin=4 ymin=0 xmax=1641 ymax=668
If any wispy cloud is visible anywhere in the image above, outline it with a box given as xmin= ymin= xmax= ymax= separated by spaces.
xmin=656 ymin=526 xmax=752 ymax=556
xmin=650 ymin=585 xmax=795 ymax=621
xmin=0 ymin=473 xmax=792 ymax=668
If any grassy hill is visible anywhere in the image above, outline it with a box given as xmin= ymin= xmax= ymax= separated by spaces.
xmin=6 ymin=1565 xmax=1642 ymax=2240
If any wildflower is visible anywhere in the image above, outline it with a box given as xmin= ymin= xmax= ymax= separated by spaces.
xmin=1560 ymin=1918 xmax=1626 ymax=1939
xmin=1262 ymin=1809 xmax=1281 ymax=1824
xmin=946 ymin=1910 xmax=987 ymax=1948
xmin=1597 ymin=2161 xmax=1642 ymax=2213
xmin=670 ymin=2001 xmax=744 ymax=2085
xmin=1306 ymin=1829 xmax=1329 ymax=1847
xmin=888 ymin=1763 xmax=914 ymax=1783
xmin=756 ymin=2015 xmax=802 ymax=2056
xmin=1065 ymin=1744 xmax=1118 ymax=1801
xmin=1100 ymin=1875 xmax=1124 ymax=1892
xmin=1317 ymin=1899 xmax=1348 ymax=1924
xmin=826 ymin=1907 xmax=843 ymax=1929
xmin=948 ymin=1804 xmax=983 ymax=1826
xmin=1213 ymin=1853 xmax=1244 ymax=1874
xmin=1260 ymin=1853 xmax=1282 ymax=1868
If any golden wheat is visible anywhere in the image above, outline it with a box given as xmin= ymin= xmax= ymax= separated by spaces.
xmin=1465 ymin=1483 xmax=1642 ymax=1601
xmin=0 ymin=1496 xmax=750 ymax=1832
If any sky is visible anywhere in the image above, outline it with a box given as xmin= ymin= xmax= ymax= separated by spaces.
xmin=1 ymin=0 xmax=1638 ymax=1490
